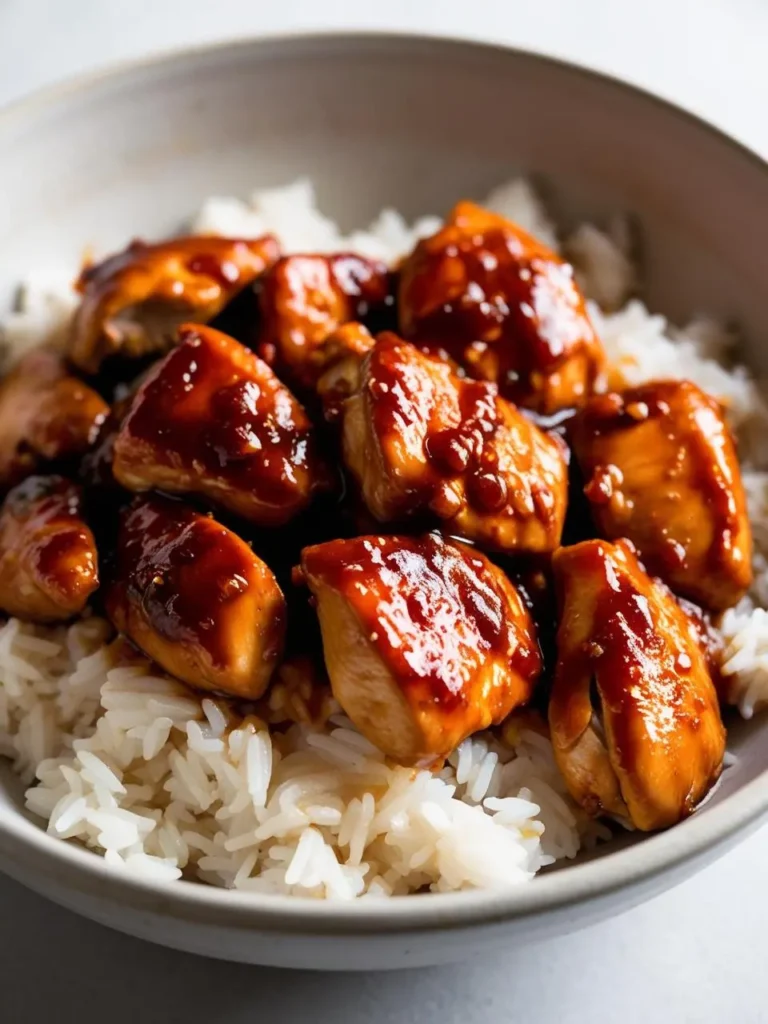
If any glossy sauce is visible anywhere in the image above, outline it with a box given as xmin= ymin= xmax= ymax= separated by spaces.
xmin=301 ymin=532 xmax=541 ymax=713
xmin=108 ymin=496 xmax=285 ymax=670
xmin=591 ymin=558 xmax=704 ymax=764
xmin=79 ymin=394 xmax=133 ymax=493
xmin=77 ymin=236 xmax=279 ymax=300
xmin=551 ymin=539 xmax=725 ymax=827
xmin=0 ymin=475 xmax=99 ymax=617
xmin=258 ymin=254 xmax=391 ymax=388
xmin=71 ymin=235 xmax=280 ymax=373
xmin=398 ymin=202 xmax=603 ymax=412
xmin=676 ymin=593 xmax=725 ymax=686
xmin=0 ymin=348 xmax=108 ymax=490
xmin=358 ymin=333 xmax=567 ymax=548
xmin=572 ymin=380 xmax=752 ymax=607
xmin=114 ymin=323 xmax=330 ymax=523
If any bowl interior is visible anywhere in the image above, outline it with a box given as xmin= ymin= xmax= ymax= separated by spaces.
xmin=0 ymin=32 xmax=767 ymax=918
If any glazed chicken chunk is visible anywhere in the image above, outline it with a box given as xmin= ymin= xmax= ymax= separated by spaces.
xmin=398 ymin=201 xmax=605 ymax=414
xmin=335 ymin=332 xmax=568 ymax=555
xmin=397 ymin=201 xmax=606 ymax=413
xmin=571 ymin=379 xmax=752 ymax=609
xmin=70 ymin=234 xmax=280 ymax=373
xmin=106 ymin=497 xmax=286 ymax=699
xmin=300 ymin=532 xmax=542 ymax=763
xmin=0 ymin=348 xmax=108 ymax=491
xmin=549 ymin=538 xmax=725 ymax=831
xmin=112 ymin=323 xmax=330 ymax=525
xmin=0 ymin=475 xmax=99 ymax=622
xmin=259 ymin=254 xmax=391 ymax=388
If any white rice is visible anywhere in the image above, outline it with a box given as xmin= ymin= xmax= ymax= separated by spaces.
xmin=192 ymin=178 xmax=443 ymax=267
xmin=0 ymin=176 xmax=767 ymax=896
xmin=0 ymin=621 xmax=605 ymax=895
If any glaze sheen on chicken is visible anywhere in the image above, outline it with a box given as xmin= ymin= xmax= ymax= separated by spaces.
xmin=399 ymin=201 xmax=605 ymax=413
xmin=334 ymin=332 xmax=568 ymax=555
xmin=70 ymin=234 xmax=280 ymax=373
xmin=112 ymin=323 xmax=330 ymax=525
xmin=0 ymin=475 xmax=99 ymax=622
xmin=0 ymin=348 xmax=108 ymax=490
xmin=571 ymin=379 xmax=752 ymax=609
xmin=549 ymin=538 xmax=725 ymax=831
xmin=106 ymin=497 xmax=286 ymax=699
xmin=300 ymin=532 xmax=542 ymax=763
xmin=258 ymin=254 xmax=391 ymax=388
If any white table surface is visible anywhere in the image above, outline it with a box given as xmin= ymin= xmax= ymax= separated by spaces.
xmin=2 ymin=1 xmax=768 ymax=1021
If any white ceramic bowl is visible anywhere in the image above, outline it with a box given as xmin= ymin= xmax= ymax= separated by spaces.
xmin=1 ymin=32 xmax=768 ymax=971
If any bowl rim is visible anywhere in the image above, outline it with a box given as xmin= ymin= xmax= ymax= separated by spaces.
xmin=1 ymin=28 xmax=767 ymax=935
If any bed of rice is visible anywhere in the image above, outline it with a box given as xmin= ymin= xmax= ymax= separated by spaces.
xmin=0 ymin=177 xmax=767 ymax=899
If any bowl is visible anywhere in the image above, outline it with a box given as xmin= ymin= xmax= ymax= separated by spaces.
xmin=1 ymin=31 xmax=768 ymax=971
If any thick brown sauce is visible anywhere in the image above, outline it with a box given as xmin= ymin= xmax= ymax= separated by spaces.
xmin=77 ymin=236 xmax=279 ymax=297
xmin=0 ymin=349 xmax=109 ymax=491
xmin=591 ymin=561 xmax=703 ymax=758
xmin=368 ymin=333 xmax=562 ymax=524
xmin=72 ymin=235 xmax=280 ymax=374
xmin=3 ymin=475 xmax=98 ymax=602
xmin=552 ymin=540 xmax=722 ymax=823
xmin=368 ymin=334 xmax=503 ymax=514
xmin=574 ymin=381 xmax=749 ymax=589
xmin=121 ymin=323 xmax=327 ymax=513
xmin=302 ymin=532 xmax=541 ymax=712
xmin=398 ymin=202 xmax=601 ymax=409
xmin=258 ymin=254 xmax=392 ymax=388
xmin=110 ymin=496 xmax=282 ymax=669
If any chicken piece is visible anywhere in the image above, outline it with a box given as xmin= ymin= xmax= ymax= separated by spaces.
xmin=570 ymin=380 xmax=752 ymax=610
xmin=259 ymin=254 xmax=391 ymax=388
xmin=336 ymin=332 xmax=568 ymax=555
xmin=321 ymin=321 xmax=377 ymax=365
xmin=70 ymin=234 xmax=280 ymax=374
xmin=106 ymin=496 xmax=286 ymax=699
xmin=300 ymin=532 xmax=542 ymax=763
xmin=0 ymin=348 xmax=108 ymax=491
xmin=399 ymin=201 xmax=604 ymax=413
xmin=315 ymin=321 xmax=376 ymax=421
xmin=112 ymin=323 xmax=330 ymax=525
xmin=549 ymin=538 xmax=725 ymax=831
xmin=0 ymin=475 xmax=99 ymax=622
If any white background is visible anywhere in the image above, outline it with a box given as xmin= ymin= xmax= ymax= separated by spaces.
xmin=1 ymin=1 xmax=768 ymax=1021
